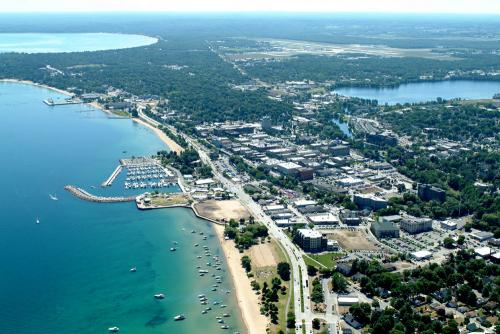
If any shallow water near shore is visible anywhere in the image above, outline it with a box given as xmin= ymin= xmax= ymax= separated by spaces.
xmin=0 ymin=82 xmax=244 ymax=334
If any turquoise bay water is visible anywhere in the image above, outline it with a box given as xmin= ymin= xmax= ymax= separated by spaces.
xmin=0 ymin=33 xmax=157 ymax=53
xmin=0 ymin=82 xmax=244 ymax=334
xmin=334 ymin=80 xmax=500 ymax=105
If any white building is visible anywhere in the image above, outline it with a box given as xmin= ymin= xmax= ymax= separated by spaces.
xmin=411 ymin=250 xmax=432 ymax=261
xmin=338 ymin=296 xmax=360 ymax=306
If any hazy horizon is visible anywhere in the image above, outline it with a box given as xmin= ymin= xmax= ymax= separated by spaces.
xmin=2 ymin=0 xmax=500 ymax=14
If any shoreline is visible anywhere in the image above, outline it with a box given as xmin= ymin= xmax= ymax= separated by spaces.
xmin=0 ymin=79 xmax=184 ymax=155
xmin=132 ymin=117 xmax=184 ymax=155
xmin=213 ymin=224 xmax=268 ymax=334
xmin=2 ymin=77 xmax=258 ymax=333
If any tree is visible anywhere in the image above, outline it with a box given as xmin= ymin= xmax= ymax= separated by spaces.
xmin=307 ymin=264 xmax=318 ymax=276
xmin=241 ymin=256 xmax=252 ymax=273
xmin=350 ymin=302 xmax=372 ymax=325
xmin=277 ymin=262 xmax=291 ymax=281
xmin=443 ymin=237 xmax=455 ymax=249
xmin=286 ymin=311 xmax=296 ymax=329
xmin=312 ymin=318 xmax=321 ymax=330
xmin=457 ymin=235 xmax=465 ymax=245
xmin=332 ymin=272 xmax=348 ymax=292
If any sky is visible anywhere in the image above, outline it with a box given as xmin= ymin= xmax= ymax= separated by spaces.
xmin=1 ymin=0 xmax=499 ymax=14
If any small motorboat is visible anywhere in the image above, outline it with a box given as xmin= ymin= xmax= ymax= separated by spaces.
xmin=36 ymin=217 xmax=40 ymax=224
xmin=223 ymin=313 xmax=230 ymax=317
xmin=154 ymin=294 xmax=165 ymax=299
xmin=170 ymin=247 xmax=176 ymax=252
xmin=174 ymin=314 xmax=185 ymax=321
xmin=108 ymin=327 xmax=120 ymax=333
xmin=221 ymin=325 xmax=229 ymax=329
xmin=130 ymin=267 xmax=137 ymax=272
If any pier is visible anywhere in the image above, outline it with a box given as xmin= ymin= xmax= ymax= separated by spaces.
xmin=101 ymin=165 xmax=123 ymax=187
xmin=64 ymin=185 xmax=136 ymax=203
xmin=43 ymin=98 xmax=83 ymax=106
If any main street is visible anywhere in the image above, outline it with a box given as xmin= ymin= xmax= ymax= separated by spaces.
xmin=138 ymin=109 xmax=319 ymax=333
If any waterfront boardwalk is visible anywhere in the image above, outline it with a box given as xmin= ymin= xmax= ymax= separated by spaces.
xmin=64 ymin=185 xmax=135 ymax=203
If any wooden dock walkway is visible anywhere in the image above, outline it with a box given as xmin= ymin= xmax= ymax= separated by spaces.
xmin=64 ymin=185 xmax=136 ymax=203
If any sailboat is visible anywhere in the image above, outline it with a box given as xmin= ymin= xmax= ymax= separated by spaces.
xmin=49 ymin=194 xmax=58 ymax=201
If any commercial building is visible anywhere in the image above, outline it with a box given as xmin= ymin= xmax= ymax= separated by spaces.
xmin=338 ymin=296 xmax=360 ymax=306
xmin=371 ymin=220 xmax=400 ymax=239
xmin=471 ymin=231 xmax=494 ymax=241
xmin=307 ymin=213 xmax=339 ymax=226
xmin=400 ymin=217 xmax=433 ymax=234
xmin=295 ymin=229 xmax=327 ymax=252
xmin=441 ymin=220 xmax=457 ymax=230
xmin=354 ymin=194 xmax=388 ymax=210
xmin=330 ymin=145 xmax=350 ymax=157
xmin=366 ymin=132 xmax=397 ymax=146
xmin=418 ymin=183 xmax=446 ymax=202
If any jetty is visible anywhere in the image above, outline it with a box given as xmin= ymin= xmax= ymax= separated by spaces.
xmin=102 ymin=165 xmax=123 ymax=187
xmin=64 ymin=185 xmax=135 ymax=203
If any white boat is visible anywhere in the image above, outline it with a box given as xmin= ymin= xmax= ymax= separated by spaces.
xmin=174 ymin=314 xmax=185 ymax=321
xmin=154 ymin=294 xmax=165 ymax=299
xmin=36 ymin=217 xmax=40 ymax=224
xmin=130 ymin=267 xmax=137 ymax=272
xmin=108 ymin=327 xmax=120 ymax=333
xmin=223 ymin=313 xmax=230 ymax=317
xmin=221 ymin=325 xmax=229 ymax=329
xmin=170 ymin=247 xmax=176 ymax=251
xmin=49 ymin=194 xmax=58 ymax=201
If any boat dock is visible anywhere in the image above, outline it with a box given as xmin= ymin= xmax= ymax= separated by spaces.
xmin=64 ymin=185 xmax=136 ymax=203
xmin=101 ymin=165 xmax=123 ymax=187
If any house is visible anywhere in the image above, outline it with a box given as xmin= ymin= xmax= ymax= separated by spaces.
xmin=343 ymin=314 xmax=363 ymax=330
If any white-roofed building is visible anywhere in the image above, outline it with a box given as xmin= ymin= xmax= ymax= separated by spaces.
xmin=411 ymin=250 xmax=432 ymax=261
xmin=474 ymin=247 xmax=492 ymax=258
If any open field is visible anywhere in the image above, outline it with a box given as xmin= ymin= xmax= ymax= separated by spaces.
xmin=194 ymin=199 xmax=250 ymax=222
xmin=325 ymin=229 xmax=380 ymax=251
xmin=249 ymin=242 xmax=279 ymax=267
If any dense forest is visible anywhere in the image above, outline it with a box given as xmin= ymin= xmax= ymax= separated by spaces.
xmin=380 ymin=103 xmax=500 ymax=142
xmin=241 ymin=53 xmax=500 ymax=86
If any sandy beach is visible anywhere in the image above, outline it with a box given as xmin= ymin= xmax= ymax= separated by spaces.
xmin=213 ymin=224 xmax=268 ymax=334
xmin=0 ymin=78 xmax=73 ymax=96
xmin=132 ymin=117 xmax=184 ymax=154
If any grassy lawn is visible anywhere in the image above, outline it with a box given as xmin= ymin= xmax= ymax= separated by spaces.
xmin=304 ymin=252 xmax=343 ymax=269
xmin=299 ymin=267 xmax=305 ymax=312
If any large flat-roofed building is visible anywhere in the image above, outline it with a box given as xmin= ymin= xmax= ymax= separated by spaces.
xmin=354 ymin=194 xmax=388 ymax=210
xmin=411 ymin=250 xmax=432 ymax=261
xmin=307 ymin=213 xmax=339 ymax=226
xmin=418 ymin=183 xmax=446 ymax=202
xmin=295 ymin=229 xmax=327 ymax=252
xmin=371 ymin=220 xmax=400 ymax=238
xmin=441 ymin=220 xmax=458 ymax=230
xmin=275 ymin=161 xmax=301 ymax=176
xmin=330 ymin=145 xmax=350 ymax=157
xmin=366 ymin=132 xmax=397 ymax=146
xmin=400 ymin=217 xmax=433 ymax=234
